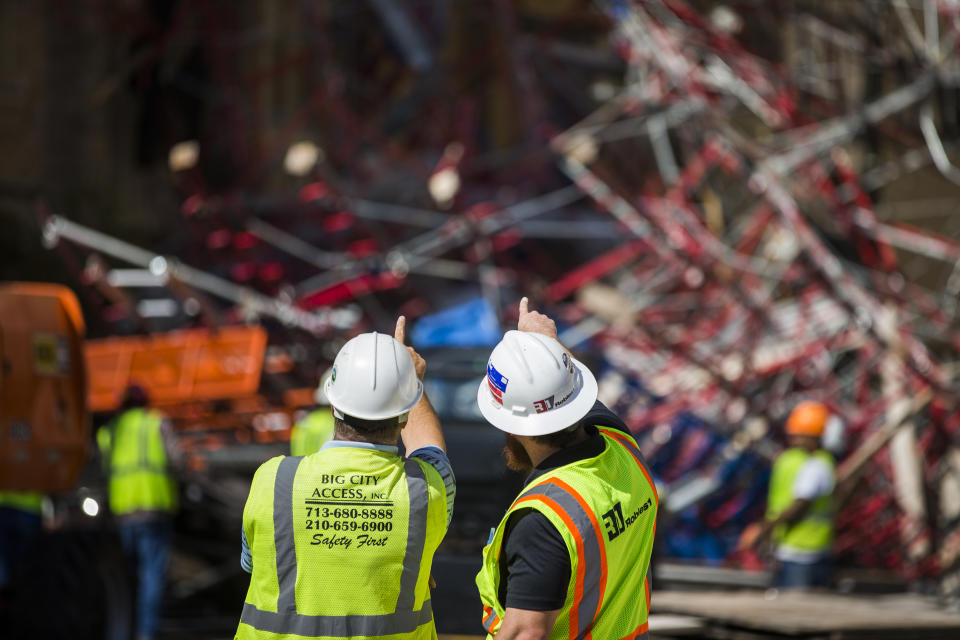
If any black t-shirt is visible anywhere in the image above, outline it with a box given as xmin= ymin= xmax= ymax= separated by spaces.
xmin=498 ymin=400 xmax=632 ymax=611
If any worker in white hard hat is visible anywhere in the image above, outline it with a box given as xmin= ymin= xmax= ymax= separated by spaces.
xmin=475 ymin=298 xmax=658 ymax=639
xmin=237 ymin=317 xmax=455 ymax=639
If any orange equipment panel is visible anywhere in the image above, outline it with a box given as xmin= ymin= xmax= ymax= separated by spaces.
xmin=0 ymin=282 xmax=88 ymax=492
xmin=85 ymin=325 xmax=267 ymax=411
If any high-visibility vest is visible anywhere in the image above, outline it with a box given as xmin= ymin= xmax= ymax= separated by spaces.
xmin=0 ymin=491 xmax=44 ymax=515
xmin=476 ymin=427 xmax=658 ymax=640
xmin=237 ymin=446 xmax=449 ymax=640
xmin=766 ymin=448 xmax=835 ymax=554
xmin=290 ymin=410 xmax=336 ymax=457
xmin=97 ymin=408 xmax=177 ymax=516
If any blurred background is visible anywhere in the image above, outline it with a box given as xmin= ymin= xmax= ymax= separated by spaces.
xmin=3 ymin=0 xmax=960 ymax=638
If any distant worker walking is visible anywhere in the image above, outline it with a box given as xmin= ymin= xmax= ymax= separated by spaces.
xmin=97 ymin=384 xmax=179 ymax=640
xmin=475 ymin=298 xmax=658 ymax=639
xmin=237 ymin=317 xmax=455 ymax=639
xmin=289 ymin=371 xmax=336 ymax=456
xmin=751 ymin=401 xmax=836 ymax=589
xmin=0 ymin=491 xmax=45 ymax=592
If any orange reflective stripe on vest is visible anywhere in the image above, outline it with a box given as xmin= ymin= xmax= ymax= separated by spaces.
xmin=618 ymin=621 xmax=649 ymax=639
xmin=514 ymin=479 xmax=605 ymax=639
xmin=550 ymin=477 xmax=607 ymax=616
xmin=602 ymin=428 xmax=659 ymax=506
xmin=476 ymin=427 xmax=657 ymax=640
xmin=481 ymin=605 xmax=500 ymax=633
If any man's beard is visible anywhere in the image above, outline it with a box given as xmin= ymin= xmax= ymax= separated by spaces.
xmin=502 ymin=434 xmax=533 ymax=474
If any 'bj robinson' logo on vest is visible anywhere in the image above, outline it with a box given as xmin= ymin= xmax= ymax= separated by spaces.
xmin=602 ymin=497 xmax=653 ymax=541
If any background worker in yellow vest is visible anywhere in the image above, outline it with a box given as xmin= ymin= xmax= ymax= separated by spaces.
xmin=237 ymin=316 xmax=455 ymax=639
xmin=97 ymin=384 xmax=180 ymax=640
xmin=475 ymin=298 xmax=658 ymax=640
xmin=749 ymin=401 xmax=836 ymax=589
xmin=0 ymin=491 xmax=46 ymax=595
xmin=290 ymin=369 xmax=336 ymax=456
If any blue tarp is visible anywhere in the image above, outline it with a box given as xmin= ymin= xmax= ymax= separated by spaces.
xmin=411 ymin=297 xmax=501 ymax=348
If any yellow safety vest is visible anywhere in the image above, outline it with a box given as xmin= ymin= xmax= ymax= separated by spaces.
xmin=0 ymin=491 xmax=44 ymax=515
xmin=290 ymin=411 xmax=336 ymax=456
xmin=97 ymin=408 xmax=177 ymax=516
xmin=766 ymin=448 xmax=835 ymax=555
xmin=237 ymin=446 xmax=448 ymax=640
xmin=476 ymin=427 xmax=658 ymax=640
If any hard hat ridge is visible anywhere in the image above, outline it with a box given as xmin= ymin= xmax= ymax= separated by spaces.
xmin=504 ymin=331 xmax=537 ymax=382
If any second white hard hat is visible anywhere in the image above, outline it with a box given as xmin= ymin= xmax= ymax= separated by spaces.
xmin=314 ymin=367 xmax=334 ymax=406
xmin=324 ymin=332 xmax=423 ymax=420
xmin=476 ymin=330 xmax=598 ymax=436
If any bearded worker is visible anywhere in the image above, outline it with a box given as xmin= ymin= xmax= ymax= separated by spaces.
xmin=475 ymin=298 xmax=658 ymax=640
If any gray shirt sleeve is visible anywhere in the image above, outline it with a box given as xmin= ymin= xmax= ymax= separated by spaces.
xmin=241 ymin=525 xmax=252 ymax=573
xmin=408 ymin=445 xmax=456 ymax=526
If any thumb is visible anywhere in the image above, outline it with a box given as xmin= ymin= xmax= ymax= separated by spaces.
xmin=519 ymin=296 xmax=529 ymax=317
xmin=394 ymin=316 xmax=406 ymax=344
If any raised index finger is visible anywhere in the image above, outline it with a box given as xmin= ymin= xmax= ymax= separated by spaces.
xmin=519 ymin=296 xmax=529 ymax=316
xmin=394 ymin=315 xmax=406 ymax=344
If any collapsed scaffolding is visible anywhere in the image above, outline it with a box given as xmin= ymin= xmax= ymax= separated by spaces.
xmin=38 ymin=0 xmax=960 ymax=599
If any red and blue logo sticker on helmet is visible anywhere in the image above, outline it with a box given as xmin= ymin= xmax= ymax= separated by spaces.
xmin=487 ymin=362 xmax=509 ymax=405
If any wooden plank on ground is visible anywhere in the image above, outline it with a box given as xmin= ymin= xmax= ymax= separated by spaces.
xmin=649 ymin=613 xmax=705 ymax=636
xmin=653 ymin=590 xmax=960 ymax=638
xmin=438 ymin=614 xmax=705 ymax=639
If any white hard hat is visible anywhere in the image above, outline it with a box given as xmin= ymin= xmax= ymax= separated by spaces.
xmin=323 ymin=332 xmax=423 ymax=420
xmin=476 ymin=330 xmax=598 ymax=436
xmin=314 ymin=367 xmax=334 ymax=405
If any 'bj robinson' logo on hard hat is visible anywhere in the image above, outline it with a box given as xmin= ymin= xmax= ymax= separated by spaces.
xmin=533 ymin=386 xmax=575 ymax=414
xmin=331 ymin=366 xmax=337 ymax=383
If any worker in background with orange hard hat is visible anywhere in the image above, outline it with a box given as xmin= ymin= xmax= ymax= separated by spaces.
xmin=750 ymin=401 xmax=836 ymax=589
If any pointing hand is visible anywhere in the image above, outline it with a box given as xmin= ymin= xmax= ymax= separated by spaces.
xmin=395 ymin=316 xmax=426 ymax=380
xmin=517 ymin=296 xmax=558 ymax=341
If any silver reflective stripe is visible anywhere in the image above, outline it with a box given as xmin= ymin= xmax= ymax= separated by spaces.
xmin=239 ymin=455 xmax=434 ymax=637
xmin=109 ymin=412 xmax=165 ymax=476
xmin=482 ymin=607 xmax=498 ymax=632
xmin=604 ymin=429 xmax=644 ymax=466
xmin=241 ymin=600 xmax=434 ymax=636
xmin=520 ymin=482 xmax=602 ymax=640
xmin=138 ymin=412 xmax=150 ymax=468
xmin=275 ymin=456 xmax=303 ymax=612
xmin=396 ymin=459 xmax=428 ymax=611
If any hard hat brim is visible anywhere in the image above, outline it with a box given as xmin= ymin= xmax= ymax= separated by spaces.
xmin=323 ymin=377 xmax=424 ymax=421
xmin=476 ymin=355 xmax=599 ymax=436
xmin=314 ymin=368 xmax=334 ymax=406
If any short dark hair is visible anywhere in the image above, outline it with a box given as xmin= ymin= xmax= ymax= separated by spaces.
xmin=121 ymin=383 xmax=149 ymax=410
xmin=529 ymin=421 xmax=584 ymax=448
xmin=334 ymin=415 xmax=404 ymax=440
